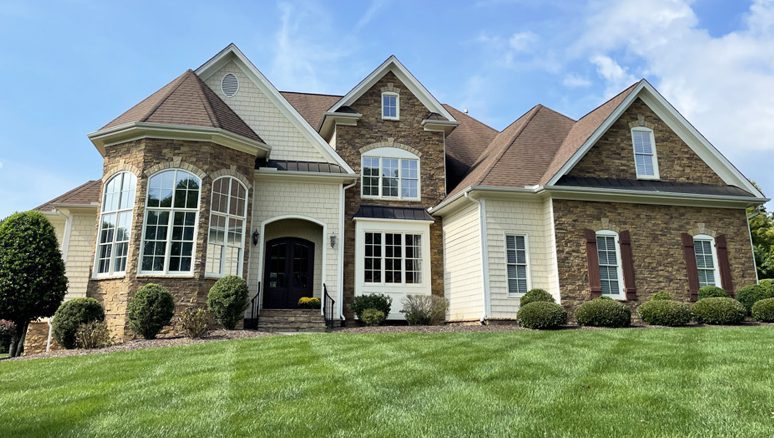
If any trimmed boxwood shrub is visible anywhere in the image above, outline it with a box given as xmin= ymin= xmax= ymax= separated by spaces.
xmin=692 ymin=297 xmax=746 ymax=325
xmin=736 ymin=284 xmax=774 ymax=314
xmin=128 ymin=284 xmax=175 ymax=339
xmin=52 ymin=298 xmax=105 ymax=349
xmin=517 ymin=302 xmax=567 ymax=329
xmin=651 ymin=291 xmax=673 ymax=301
xmin=352 ymin=294 xmax=392 ymax=321
xmin=698 ymin=286 xmax=728 ymax=300
xmin=575 ymin=298 xmax=631 ymax=328
xmin=751 ymin=298 xmax=774 ymax=322
xmin=638 ymin=300 xmax=693 ymax=327
xmin=759 ymin=279 xmax=774 ymax=294
xmin=361 ymin=308 xmax=386 ymax=326
xmin=520 ymin=289 xmax=555 ymax=306
xmin=207 ymin=276 xmax=249 ymax=330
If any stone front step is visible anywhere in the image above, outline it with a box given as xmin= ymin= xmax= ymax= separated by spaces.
xmin=254 ymin=309 xmax=327 ymax=332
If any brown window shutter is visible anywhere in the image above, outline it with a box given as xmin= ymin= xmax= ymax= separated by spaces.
xmin=681 ymin=233 xmax=700 ymax=301
xmin=584 ymin=229 xmax=602 ymax=298
xmin=619 ymin=230 xmax=637 ymax=301
xmin=715 ymin=234 xmax=734 ymax=295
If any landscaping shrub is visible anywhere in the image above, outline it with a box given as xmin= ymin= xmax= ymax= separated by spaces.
xmin=74 ymin=321 xmax=111 ymax=349
xmin=52 ymin=298 xmax=105 ymax=349
xmin=517 ymin=302 xmax=567 ymax=329
xmin=760 ymin=278 xmax=774 ymax=294
xmin=651 ymin=291 xmax=673 ymax=301
xmin=402 ymin=295 xmax=448 ymax=325
xmin=736 ymin=284 xmax=774 ymax=314
xmin=751 ymin=298 xmax=774 ymax=323
xmin=638 ymin=300 xmax=693 ymax=327
xmin=298 ymin=297 xmax=321 ymax=309
xmin=178 ymin=308 xmax=209 ymax=339
xmin=520 ymin=289 xmax=555 ymax=306
xmin=698 ymin=285 xmax=728 ymax=300
xmin=575 ymin=298 xmax=631 ymax=328
xmin=352 ymin=294 xmax=392 ymax=321
xmin=128 ymin=284 xmax=175 ymax=339
xmin=692 ymin=297 xmax=746 ymax=325
xmin=207 ymin=276 xmax=248 ymax=330
xmin=0 ymin=320 xmax=16 ymax=353
xmin=361 ymin=308 xmax=386 ymax=326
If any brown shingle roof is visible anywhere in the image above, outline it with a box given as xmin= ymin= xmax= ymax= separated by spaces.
xmin=280 ymin=91 xmax=342 ymax=130
xmin=102 ymin=70 xmax=262 ymax=142
xmin=36 ymin=180 xmax=101 ymax=212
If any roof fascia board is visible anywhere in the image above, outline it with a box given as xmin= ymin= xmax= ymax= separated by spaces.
xmin=546 ymin=185 xmax=768 ymax=208
xmin=254 ymin=169 xmax=358 ymax=183
xmin=352 ymin=217 xmax=435 ymax=224
xmin=195 ymin=44 xmax=355 ymax=174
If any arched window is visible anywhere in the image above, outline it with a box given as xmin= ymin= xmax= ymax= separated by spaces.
xmin=140 ymin=169 xmax=201 ymax=274
xmin=361 ymin=147 xmax=420 ymax=200
xmin=596 ymin=230 xmax=625 ymax=298
xmin=95 ymin=172 xmax=137 ymax=275
xmin=206 ymin=177 xmax=248 ymax=276
xmin=693 ymin=234 xmax=721 ymax=287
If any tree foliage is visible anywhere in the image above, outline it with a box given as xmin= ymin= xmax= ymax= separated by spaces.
xmin=748 ymin=184 xmax=774 ymax=280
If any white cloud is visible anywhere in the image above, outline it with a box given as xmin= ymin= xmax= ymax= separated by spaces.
xmin=562 ymin=73 xmax=592 ymax=88
xmin=508 ymin=31 xmax=538 ymax=52
xmin=355 ymin=0 xmax=386 ymax=31
xmin=590 ymin=55 xmax=636 ymax=97
xmin=476 ymin=31 xmax=560 ymax=72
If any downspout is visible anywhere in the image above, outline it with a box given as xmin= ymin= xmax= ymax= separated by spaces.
xmin=338 ymin=179 xmax=358 ymax=322
xmin=746 ymin=210 xmax=760 ymax=284
xmin=465 ymin=191 xmax=491 ymax=323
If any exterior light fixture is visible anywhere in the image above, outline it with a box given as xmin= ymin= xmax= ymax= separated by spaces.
xmin=252 ymin=230 xmax=260 ymax=246
xmin=329 ymin=233 xmax=337 ymax=249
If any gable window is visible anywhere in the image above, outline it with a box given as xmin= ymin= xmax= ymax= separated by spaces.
xmin=506 ymin=235 xmax=530 ymax=295
xmin=693 ymin=235 xmax=720 ymax=287
xmin=140 ymin=169 xmax=201 ymax=275
xmin=361 ymin=147 xmax=420 ymax=200
xmin=382 ymin=92 xmax=399 ymax=120
xmin=631 ymin=127 xmax=660 ymax=179
xmin=364 ymin=231 xmax=422 ymax=284
xmin=206 ymin=177 xmax=248 ymax=277
xmin=596 ymin=230 xmax=625 ymax=298
xmin=94 ymin=172 xmax=137 ymax=276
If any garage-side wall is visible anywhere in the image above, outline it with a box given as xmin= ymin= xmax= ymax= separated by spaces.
xmin=442 ymin=202 xmax=483 ymax=321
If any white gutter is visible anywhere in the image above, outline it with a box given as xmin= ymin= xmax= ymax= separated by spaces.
xmin=338 ymin=179 xmax=358 ymax=322
xmin=544 ymin=185 xmax=769 ymax=205
xmin=464 ymin=191 xmax=491 ymax=323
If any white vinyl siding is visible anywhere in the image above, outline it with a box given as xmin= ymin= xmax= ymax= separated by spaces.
xmin=442 ymin=202 xmax=483 ymax=321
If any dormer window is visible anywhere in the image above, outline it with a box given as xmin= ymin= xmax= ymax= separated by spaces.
xmin=382 ymin=92 xmax=399 ymax=120
xmin=362 ymin=147 xmax=419 ymax=200
xmin=631 ymin=127 xmax=659 ymax=179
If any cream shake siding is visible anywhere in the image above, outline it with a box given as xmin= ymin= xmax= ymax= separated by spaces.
xmin=484 ymin=198 xmax=554 ymax=319
xmin=249 ymin=176 xmax=342 ymax=316
xmin=45 ymin=213 xmax=66 ymax=249
xmin=442 ymin=202 xmax=484 ymax=321
xmin=203 ymin=60 xmax=327 ymax=162
xmin=63 ymin=211 xmax=98 ymax=299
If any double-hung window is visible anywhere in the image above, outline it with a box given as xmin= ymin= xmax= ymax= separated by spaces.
xmin=693 ymin=235 xmax=720 ymax=287
xmin=361 ymin=148 xmax=420 ymax=200
xmin=140 ymin=169 xmax=200 ymax=274
xmin=382 ymin=92 xmax=399 ymax=120
xmin=95 ymin=172 xmax=136 ymax=276
xmin=596 ymin=230 xmax=625 ymax=298
xmin=206 ymin=177 xmax=248 ymax=277
xmin=631 ymin=127 xmax=660 ymax=179
xmin=505 ymin=235 xmax=529 ymax=295
xmin=364 ymin=231 xmax=422 ymax=284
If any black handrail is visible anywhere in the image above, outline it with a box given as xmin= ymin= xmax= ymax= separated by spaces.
xmin=245 ymin=281 xmax=261 ymax=329
xmin=323 ymin=283 xmax=335 ymax=329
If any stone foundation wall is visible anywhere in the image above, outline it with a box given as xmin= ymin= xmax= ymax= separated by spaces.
xmin=22 ymin=321 xmax=60 ymax=356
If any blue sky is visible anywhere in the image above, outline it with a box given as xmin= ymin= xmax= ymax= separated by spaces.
xmin=1 ymin=0 xmax=773 ymax=217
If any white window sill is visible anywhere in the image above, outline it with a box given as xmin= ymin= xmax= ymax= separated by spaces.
xmin=136 ymin=273 xmax=195 ymax=279
xmin=91 ymin=273 xmax=126 ymax=281
xmin=602 ymin=294 xmax=627 ymax=301
xmin=361 ymin=195 xmax=421 ymax=202
xmin=509 ymin=293 xmax=527 ymax=298
xmin=635 ymin=175 xmax=660 ymax=181
xmin=382 ymin=117 xmax=400 ymax=121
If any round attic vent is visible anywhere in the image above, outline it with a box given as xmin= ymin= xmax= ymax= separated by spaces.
xmin=221 ymin=73 xmax=239 ymax=97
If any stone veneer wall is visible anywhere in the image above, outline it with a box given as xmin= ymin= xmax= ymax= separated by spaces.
xmin=552 ymin=199 xmax=757 ymax=317
xmin=86 ymin=138 xmax=256 ymax=340
xmin=335 ymin=71 xmax=447 ymax=318
xmin=569 ymin=98 xmax=726 ymax=186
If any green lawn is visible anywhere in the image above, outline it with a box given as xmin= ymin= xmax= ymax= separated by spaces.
xmin=1 ymin=327 xmax=774 ymax=437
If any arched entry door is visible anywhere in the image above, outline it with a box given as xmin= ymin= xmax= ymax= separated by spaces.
xmin=263 ymin=237 xmax=315 ymax=308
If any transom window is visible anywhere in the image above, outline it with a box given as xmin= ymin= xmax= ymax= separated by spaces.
xmin=361 ymin=147 xmax=420 ymax=200
xmin=506 ymin=235 xmax=529 ymax=295
xmin=693 ymin=235 xmax=720 ymax=287
xmin=631 ymin=127 xmax=660 ymax=179
xmin=95 ymin=172 xmax=137 ymax=276
xmin=382 ymin=92 xmax=399 ymax=120
xmin=364 ymin=232 xmax=422 ymax=284
xmin=206 ymin=177 xmax=248 ymax=277
xmin=140 ymin=169 xmax=201 ymax=274
xmin=596 ymin=231 xmax=624 ymax=297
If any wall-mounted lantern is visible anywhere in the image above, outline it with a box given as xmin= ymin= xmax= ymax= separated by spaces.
xmin=252 ymin=230 xmax=260 ymax=246
xmin=329 ymin=233 xmax=337 ymax=249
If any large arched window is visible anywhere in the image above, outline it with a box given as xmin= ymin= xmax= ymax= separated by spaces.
xmin=95 ymin=172 xmax=137 ymax=276
xmin=206 ymin=177 xmax=248 ymax=276
xmin=361 ymin=147 xmax=420 ymax=200
xmin=140 ymin=169 xmax=201 ymax=274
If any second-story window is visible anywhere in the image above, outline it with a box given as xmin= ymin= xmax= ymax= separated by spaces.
xmin=631 ymin=127 xmax=660 ymax=179
xmin=361 ymin=147 xmax=420 ymax=201
xmin=382 ymin=92 xmax=399 ymax=120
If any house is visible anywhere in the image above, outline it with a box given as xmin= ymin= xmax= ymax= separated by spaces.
xmin=34 ymin=44 xmax=766 ymax=339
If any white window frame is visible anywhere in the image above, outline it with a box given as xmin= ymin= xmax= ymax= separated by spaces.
xmin=596 ymin=230 xmax=626 ymax=300
xmin=631 ymin=127 xmax=660 ymax=180
xmin=362 ymin=231 xmax=423 ymax=285
xmin=504 ymin=234 xmax=531 ymax=296
xmin=205 ymin=176 xmax=248 ymax=278
xmin=138 ymin=169 xmax=201 ymax=277
xmin=381 ymin=92 xmax=399 ymax=120
xmin=693 ymin=234 xmax=721 ymax=287
xmin=361 ymin=147 xmax=421 ymax=201
xmin=92 ymin=171 xmax=137 ymax=278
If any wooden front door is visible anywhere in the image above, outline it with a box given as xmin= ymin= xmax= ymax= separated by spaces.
xmin=263 ymin=237 xmax=315 ymax=309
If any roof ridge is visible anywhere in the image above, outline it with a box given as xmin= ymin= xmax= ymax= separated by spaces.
xmin=574 ymin=80 xmax=641 ymax=122
xmin=476 ymin=105 xmax=542 ymax=186
xmin=468 ymin=104 xmax=540 ymax=169
xmin=535 ymin=104 xmax=576 ymax=123
xmin=141 ymin=70 xmax=192 ymax=123
xmin=280 ymin=90 xmax=343 ymax=98
xmin=443 ymin=103 xmax=499 ymax=134
xmin=190 ymin=73 xmax=220 ymax=128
